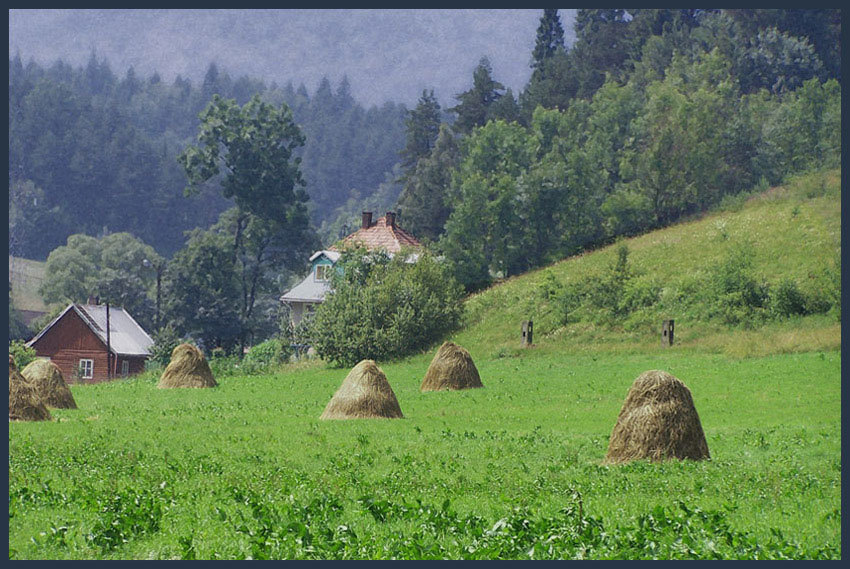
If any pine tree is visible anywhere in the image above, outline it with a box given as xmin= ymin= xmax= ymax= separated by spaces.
xmin=399 ymin=89 xmax=442 ymax=174
xmin=531 ymin=9 xmax=566 ymax=77
xmin=449 ymin=57 xmax=505 ymax=135
xmin=396 ymin=125 xmax=459 ymax=242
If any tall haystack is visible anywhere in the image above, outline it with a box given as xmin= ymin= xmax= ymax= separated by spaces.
xmin=9 ymin=355 xmax=52 ymax=422
xmin=157 ymin=343 xmax=218 ymax=389
xmin=420 ymin=341 xmax=483 ymax=392
xmin=21 ymin=359 xmax=77 ymax=409
xmin=320 ymin=360 xmax=403 ymax=420
xmin=605 ymin=370 xmax=709 ymax=464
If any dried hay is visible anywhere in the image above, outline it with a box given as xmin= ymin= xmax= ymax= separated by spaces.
xmin=9 ymin=355 xmax=52 ymax=422
xmin=605 ymin=369 xmax=709 ymax=464
xmin=420 ymin=341 xmax=483 ymax=392
xmin=21 ymin=359 xmax=77 ymax=409
xmin=320 ymin=360 xmax=403 ymax=420
xmin=157 ymin=343 xmax=217 ymax=389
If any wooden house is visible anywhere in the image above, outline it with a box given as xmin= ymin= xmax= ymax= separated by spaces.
xmin=26 ymin=303 xmax=154 ymax=383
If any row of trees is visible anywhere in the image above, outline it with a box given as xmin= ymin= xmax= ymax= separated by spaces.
xmin=396 ymin=9 xmax=841 ymax=291
xmin=9 ymin=55 xmax=406 ymax=259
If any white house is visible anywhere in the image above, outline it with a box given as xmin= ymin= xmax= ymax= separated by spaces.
xmin=280 ymin=211 xmax=422 ymax=327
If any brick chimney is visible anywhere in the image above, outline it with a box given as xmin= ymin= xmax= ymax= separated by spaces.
xmin=385 ymin=211 xmax=396 ymax=228
xmin=361 ymin=211 xmax=373 ymax=229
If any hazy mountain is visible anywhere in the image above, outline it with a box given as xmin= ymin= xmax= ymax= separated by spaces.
xmin=8 ymin=9 xmax=577 ymax=108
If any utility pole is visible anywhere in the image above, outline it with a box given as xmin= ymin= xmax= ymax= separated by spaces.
xmin=106 ymin=302 xmax=112 ymax=380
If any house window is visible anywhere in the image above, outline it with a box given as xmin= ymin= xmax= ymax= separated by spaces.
xmin=79 ymin=359 xmax=94 ymax=379
xmin=315 ymin=264 xmax=331 ymax=281
xmin=121 ymin=360 xmax=130 ymax=377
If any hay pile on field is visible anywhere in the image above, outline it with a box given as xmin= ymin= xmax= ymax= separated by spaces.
xmin=605 ymin=369 xmax=709 ymax=464
xmin=157 ymin=343 xmax=217 ymax=388
xmin=420 ymin=341 xmax=483 ymax=392
xmin=9 ymin=356 xmax=52 ymax=422
xmin=21 ymin=359 xmax=77 ymax=409
xmin=320 ymin=360 xmax=403 ymax=420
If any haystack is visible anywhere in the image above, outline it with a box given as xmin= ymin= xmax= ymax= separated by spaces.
xmin=21 ymin=359 xmax=77 ymax=409
xmin=605 ymin=370 xmax=709 ymax=464
xmin=157 ymin=343 xmax=217 ymax=388
xmin=320 ymin=360 xmax=403 ymax=420
xmin=9 ymin=355 xmax=52 ymax=422
xmin=420 ymin=341 xmax=483 ymax=392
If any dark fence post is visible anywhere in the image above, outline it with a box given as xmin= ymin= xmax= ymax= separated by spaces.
xmin=522 ymin=320 xmax=533 ymax=347
xmin=662 ymin=319 xmax=674 ymax=347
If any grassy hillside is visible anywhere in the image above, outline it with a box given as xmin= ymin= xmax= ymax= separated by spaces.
xmin=455 ymin=169 xmax=840 ymax=359
xmin=9 ymin=170 xmax=841 ymax=560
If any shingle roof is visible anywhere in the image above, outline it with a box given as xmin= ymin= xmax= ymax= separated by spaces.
xmin=279 ymin=274 xmax=331 ymax=303
xmin=27 ymin=303 xmax=154 ymax=357
xmin=330 ymin=215 xmax=422 ymax=254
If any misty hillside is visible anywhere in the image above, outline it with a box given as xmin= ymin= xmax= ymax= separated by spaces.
xmin=9 ymin=57 xmax=407 ymax=259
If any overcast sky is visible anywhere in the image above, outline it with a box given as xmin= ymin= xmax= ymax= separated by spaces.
xmin=9 ymin=9 xmax=577 ymax=108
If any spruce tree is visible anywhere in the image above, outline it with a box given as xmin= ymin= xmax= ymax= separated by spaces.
xmin=399 ymin=89 xmax=442 ymax=174
xmin=531 ymin=9 xmax=566 ymax=77
xmin=449 ymin=57 xmax=505 ymax=135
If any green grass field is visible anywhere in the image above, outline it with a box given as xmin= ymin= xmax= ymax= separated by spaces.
xmin=9 ymin=170 xmax=841 ymax=559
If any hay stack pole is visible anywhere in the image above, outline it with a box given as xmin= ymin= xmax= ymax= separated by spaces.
xmin=21 ymin=359 xmax=77 ymax=409
xmin=9 ymin=355 xmax=52 ymax=422
xmin=320 ymin=360 xmax=403 ymax=420
xmin=605 ymin=369 xmax=709 ymax=464
xmin=420 ymin=341 xmax=483 ymax=392
xmin=157 ymin=343 xmax=218 ymax=388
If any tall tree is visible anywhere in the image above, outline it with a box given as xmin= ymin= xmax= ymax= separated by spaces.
xmin=399 ymin=89 xmax=442 ymax=174
xmin=449 ymin=57 xmax=505 ymax=135
xmin=396 ymin=125 xmax=460 ymax=242
xmin=572 ymin=9 xmax=631 ymax=98
xmin=439 ymin=120 xmax=534 ymax=290
xmin=530 ymin=9 xmax=566 ymax=76
xmin=178 ymin=94 xmax=318 ymax=347
xmin=179 ymin=94 xmax=314 ymax=265
xmin=163 ymin=226 xmax=242 ymax=352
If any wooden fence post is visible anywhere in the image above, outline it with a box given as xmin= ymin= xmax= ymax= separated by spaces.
xmin=522 ymin=320 xmax=533 ymax=347
xmin=662 ymin=319 xmax=674 ymax=347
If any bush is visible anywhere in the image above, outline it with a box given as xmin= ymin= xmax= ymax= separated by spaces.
xmin=149 ymin=324 xmax=181 ymax=368
xmin=771 ymin=278 xmax=809 ymax=318
xmin=242 ymin=338 xmax=291 ymax=374
xmin=312 ymin=249 xmax=464 ymax=367
xmin=208 ymin=351 xmax=241 ymax=377
xmin=9 ymin=340 xmax=37 ymax=370
xmin=555 ymin=244 xmax=660 ymax=327
xmin=705 ymin=244 xmax=771 ymax=326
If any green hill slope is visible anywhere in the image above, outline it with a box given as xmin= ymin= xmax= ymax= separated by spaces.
xmin=452 ymin=169 xmax=840 ymax=359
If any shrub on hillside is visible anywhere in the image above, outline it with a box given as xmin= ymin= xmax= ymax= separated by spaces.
xmin=555 ymin=244 xmax=661 ymax=327
xmin=704 ymin=244 xmax=771 ymax=327
xmin=312 ymin=249 xmax=464 ymax=367
xmin=770 ymin=278 xmax=809 ymax=318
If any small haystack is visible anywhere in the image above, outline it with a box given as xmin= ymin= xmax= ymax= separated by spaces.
xmin=157 ymin=343 xmax=218 ymax=389
xmin=320 ymin=360 xmax=403 ymax=420
xmin=21 ymin=359 xmax=77 ymax=409
xmin=9 ymin=356 xmax=52 ymax=422
xmin=420 ymin=341 xmax=483 ymax=392
xmin=605 ymin=370 xmax=709 ymax=464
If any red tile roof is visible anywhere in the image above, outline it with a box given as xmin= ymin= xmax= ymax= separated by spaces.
xmin=330 ymin=215 xmax=422 ymax=254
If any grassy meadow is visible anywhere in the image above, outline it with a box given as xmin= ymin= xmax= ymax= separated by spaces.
xmin=8 ymin=170 xmax=841 ymax=559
